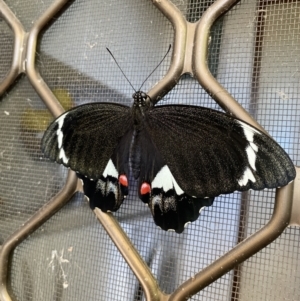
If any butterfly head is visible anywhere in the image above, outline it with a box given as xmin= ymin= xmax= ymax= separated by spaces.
xmin=133 ymin=91 xmax=152 ymax=108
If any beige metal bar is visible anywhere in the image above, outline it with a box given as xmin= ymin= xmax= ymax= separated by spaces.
xmin=148 ymin=0 xmax=187 ymax=104
xmin=26 ymin=0 xmax=71 ymax=118
xmin=149 ymin=0 xmax=266 ymax=136
xmin=94 ymin=209 xmax=169 ymax=301
xmin=0 ymin=0 xmax=25 ymax=96
xmin=0 ymin=0 xmax=297 ymax=300
xmin=0 ymin=171 xmax=78 ymax=301
xmin=169 ymin=182 xmax=294 ymax=301
xmin=0 ymin=1 xmax=79 ymax=301
xmin=193 ymin=0 xmax=266 ymax=132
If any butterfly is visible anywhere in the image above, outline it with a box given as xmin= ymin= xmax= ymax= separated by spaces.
xmin=41 ymin=87 xmax=296 ymax=233
xmin=42 ymin=45 xmax=295 ymax=233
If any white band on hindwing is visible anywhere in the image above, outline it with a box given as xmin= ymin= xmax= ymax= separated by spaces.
xmin=151 ymin=165 xmax=184 ymax=195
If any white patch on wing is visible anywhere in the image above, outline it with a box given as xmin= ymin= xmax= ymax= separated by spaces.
xmin=151 ymin=194 xmax=163 ymax=212
xmin=152 ymin=165 xmax=184 ymax=195
xmin=56 ymin=112 xmax=68 ymax=149
xmin=102 ymin=159 xmax=118 ymax=179
xmin=59 ymin=148 xmax=69 ymax=164
xmin=163 ymin=196 xmax=176 ymax=211
xmin=106 ymin=181 xmax=118 ymax=195
xmin=96 ymin=178 xmax=106 ymax=194
xmin=57 ymin=131 xmax=63 ymax=149
xmin=237 ymin=120 xmax=261 ymax=177
xmin=237 ymin=120 xmax=260 ymax=140
xmin=184 ymin=221 xmax=191 ymax=228
xmin=96 ymin=177 xmax=118 ymax=198
xmin=199 ymin=207 xmax=206 ymax=214
xmin=238 ymin=167 xmax=256 ymax=186
xmin=250 ymin=142 xmax=258 ymax=152
xmin=246 ymin=145 xmax=257 ymax=170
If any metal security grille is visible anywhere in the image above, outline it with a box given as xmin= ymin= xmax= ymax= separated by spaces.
xmin=0 ymin=0 xmax=299 ymax=301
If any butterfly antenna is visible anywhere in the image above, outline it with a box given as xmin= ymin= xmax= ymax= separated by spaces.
xmin=138 ymin=44 xmax=171 ymax=91
xmin=106 ymin=47 xmax=136 ymax=92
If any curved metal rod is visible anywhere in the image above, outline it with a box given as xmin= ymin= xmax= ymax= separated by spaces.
xmin=94 ymin=209 xmax=169 ymax=301
xmin=26 ymin=0 xmax=70 ymax=117
xmin=0 ymin=2 xmax=79 ymax=301
xmin=148 ymin=0 xmax=187 ymax=104
xmin=193 ymin=0 xmax=266 ymax=132
xmin=169 ymin=182 xmax=294 ymax=301
xmin=0 ymin=0 xmax=25 ymax=96
xmin=0 ymin=170 xmax=78 ymax=301
xmin=0 ymin=0 xmax=296 ymax=301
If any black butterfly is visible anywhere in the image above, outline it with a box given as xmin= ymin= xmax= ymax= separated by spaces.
xmin=41 ymin=88 xmax=296 ymax=233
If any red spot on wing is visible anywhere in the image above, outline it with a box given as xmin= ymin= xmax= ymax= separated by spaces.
xmin=119 ymin=174 xmax=128 ymax=187
xmin=140 ymin=182 xmax=151 ymax=195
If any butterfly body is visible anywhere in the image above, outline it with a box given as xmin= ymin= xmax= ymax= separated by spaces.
xmin=42 ymin=91 xmax=296 ymax=233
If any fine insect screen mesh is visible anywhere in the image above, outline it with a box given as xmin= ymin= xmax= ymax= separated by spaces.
xmin=0 ymin=0 xmax=299 ymax=301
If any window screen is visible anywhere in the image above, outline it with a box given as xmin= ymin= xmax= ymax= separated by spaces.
xmin=0 ymin=0 xmax=299 ymax=300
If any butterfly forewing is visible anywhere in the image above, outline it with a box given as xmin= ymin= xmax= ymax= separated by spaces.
xmin=144 ymin=105 xmax=295 ymax=198
xmin=134 ymin=128 xmax=215 ymax=232
xmin=41 ymin=102 xmax=132 ymax=179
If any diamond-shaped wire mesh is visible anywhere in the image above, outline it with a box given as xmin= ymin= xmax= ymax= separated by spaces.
xmin=4 ymin=0 xmax=55 ymax=32
xmin=0 ymin=76 xmax=67 ymax=244
xmin=0 ymin=18 xmax=13 ymax=83
xmin=0 ymin=0 xmax=299 ymax=300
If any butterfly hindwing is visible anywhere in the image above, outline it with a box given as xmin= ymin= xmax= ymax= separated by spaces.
xmin=134 ymin=129 xmax=215 ymax=233
xmin=84 ymin=128 xmax=133 ymax=212
xmin=150 ymin=189 xmax=214 ymax=233
xmin=147 ymin=166 xmax=214 ymax=233
xmin=78 ymin=158 xmax=129 ymax=212
xmin=144 ymin=105 xmax=295 ymax=198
